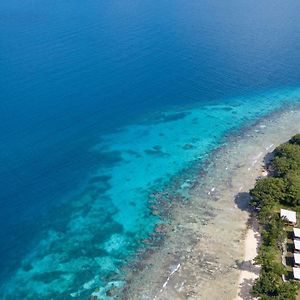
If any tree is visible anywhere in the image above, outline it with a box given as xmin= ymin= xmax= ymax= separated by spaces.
xmin=252 ymin=270 xmax=282 ymax=298
xmin=252 ymin=271 xmax=297 ymax=299
xmin=272 ymin=144 xmax=300 ymax=176
xmin=250 ymin=177 xmax=285 ymax=211
xmin=263 ymin=216 xmax=285 ymax=247
xmin=290 ymin=134 xmax=300 ymax=146
xmin=284 ymin=170 xmax=300 ymax=206
xmin=276 ymin=282 xmax=299 ymax=300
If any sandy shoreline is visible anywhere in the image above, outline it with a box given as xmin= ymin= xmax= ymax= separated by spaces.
xmin=235 ymin=217 xmax=261 ymax=300
xmin=235 ymin=164 xmax=270 ymax=299
xmin=120 ymin=107 xmax=300 ymax=300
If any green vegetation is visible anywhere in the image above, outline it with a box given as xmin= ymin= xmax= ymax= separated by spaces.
xmin=290 ymin=134 xmax=300 ymax=146
xmin=272 ymin=144 xmax=300 ymax=177
xmin=250 ymin=134 xmax=300 ymax=299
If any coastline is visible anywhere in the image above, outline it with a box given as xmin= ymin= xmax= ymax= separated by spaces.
xmin=235 ymin=217 xmax=261 ymax=300
xmin=119 ymin=106 xmax=300 ymax=300
xmin=4 ymin=91 xmax=300 ymax=300
xmin=1 ymin=0 xmax=300 ymax=297
xmin=235 ymin=165 xmax=270 ymax=299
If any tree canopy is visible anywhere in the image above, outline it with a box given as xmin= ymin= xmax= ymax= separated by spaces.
xmin=250 ymin=135 xmax=300 ymax=299
xmin=250 ymin=177 xmax=285 ymax=211
xmin=290 ymin=134 xmax=300 ymax=146
xmin=272 ymin=144 xmax=300 ymax=176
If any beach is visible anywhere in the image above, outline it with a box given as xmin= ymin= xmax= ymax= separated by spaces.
xmin=235 ymin=218 xmax=260 ymax=300
xmin=119 ymin=106 xmax=300 ymax=300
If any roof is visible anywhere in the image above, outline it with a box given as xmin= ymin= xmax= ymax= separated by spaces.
xmin=294 ymin=228 xmax=300 ymax=238
xmin=294 ymin=253 xmax=300 ymax=264
xmin=295 ymin=240 xmax=300 ymax=250
xmin=280 ymin=209 xmax=297 ymax=223
xmin=293 ymin=267 xmax=300 ymax=280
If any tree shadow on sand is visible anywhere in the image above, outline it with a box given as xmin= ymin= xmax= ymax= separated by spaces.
xmin=234 ymin=192 xmax=251 ymax=212
xmin=234 ymin=190 xmax=261 ymax=249
xmin=237 ymin=278 xmax=256 ymax=300
xmin=235 ymin=259 xmax=260 ymax=275
xmin=234 ymin=191 xmax=261 ymax=299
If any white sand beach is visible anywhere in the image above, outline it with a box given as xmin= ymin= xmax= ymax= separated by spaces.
xmin=235 ymin=219 xmax=260 ymax=300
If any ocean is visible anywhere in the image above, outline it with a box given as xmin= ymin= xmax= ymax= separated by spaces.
xmin=0 ymin=0 xmax=300 ymax=298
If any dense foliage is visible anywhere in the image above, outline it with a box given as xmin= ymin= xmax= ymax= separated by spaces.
xmin=290 ymin=134 xmax=300 ymax=146
xmin=272 ymin=144 xmax=300 ymax=178
xmin=250 ymin=135 xmax=300 ymax=299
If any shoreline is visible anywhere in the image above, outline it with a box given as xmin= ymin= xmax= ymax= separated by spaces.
xmin=235 ymin=216 xmax=261 ymax=300
xmin=235 ymin=165 xmax=270 ymax=300
xmin=120 ymin=106 xmax=300 ymax=300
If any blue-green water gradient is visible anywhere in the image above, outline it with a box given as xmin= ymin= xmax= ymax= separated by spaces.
xmin=0 ymin=0 xmax=300 ymax=298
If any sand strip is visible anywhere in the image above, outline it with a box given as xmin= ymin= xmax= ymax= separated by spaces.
xmin=235 ymin=218 xmax=260 ymax=300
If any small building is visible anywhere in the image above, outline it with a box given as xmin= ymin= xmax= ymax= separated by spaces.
xmin=294 ymin=253 xmax=300 ymax=266
xmin=280 ymin=209 xmax=297 ymax=224
xmin=294 ymin=228 xmax=300 ymax=239
xmin=293 ymin=267 xmax=300 ymax=280
xmin=295 ymin=240 xmax=300 ymax=252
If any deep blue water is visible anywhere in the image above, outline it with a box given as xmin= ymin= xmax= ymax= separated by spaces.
xmin=1 ymin=0 xmax=300 ymax=298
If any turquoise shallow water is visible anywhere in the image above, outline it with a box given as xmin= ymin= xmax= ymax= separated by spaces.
xmin=2 ymin=87 xmax=300 ymax=299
